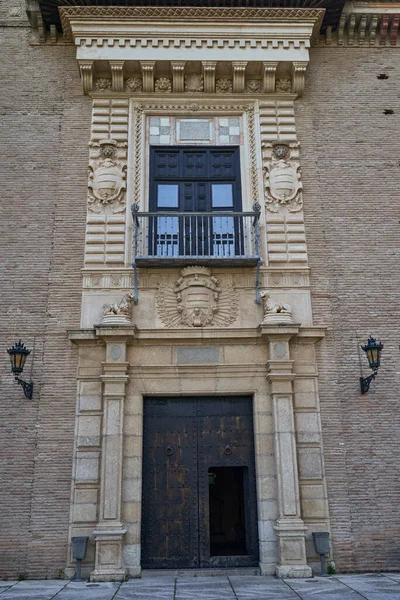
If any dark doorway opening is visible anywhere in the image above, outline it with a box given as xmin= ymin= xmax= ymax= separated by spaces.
xmin=209 ymin=467 xmax=247 ymax=557
xmin=141 ymin=396 xmax=259 ymax=569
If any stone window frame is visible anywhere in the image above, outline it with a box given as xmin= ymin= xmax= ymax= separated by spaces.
xmin=125 ymin=100 xmax=261 ymax=266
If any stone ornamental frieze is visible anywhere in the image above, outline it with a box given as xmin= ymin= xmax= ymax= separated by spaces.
xmin=60 ymin=6 xmax=324 ymax=97
xmin=88 ymin=139 xmax=127 ymax=213
xmin=157 ymin=266 xmax=238 ymax=328
xmin=264 ymin=142 xmax=303 ymax=213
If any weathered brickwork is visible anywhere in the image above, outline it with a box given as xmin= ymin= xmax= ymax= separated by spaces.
xmin=297 ymin=47 xmax=400 ymax=571
xmin=0 ymin=25 xmax=91 ymax=577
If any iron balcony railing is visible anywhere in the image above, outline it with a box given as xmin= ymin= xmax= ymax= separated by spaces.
xmin=130 ymin=207 xmax=262 ymax=302
xmin=131 ymin=210 xmax=261 ymax=266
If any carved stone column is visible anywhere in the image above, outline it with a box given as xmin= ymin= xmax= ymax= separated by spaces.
xmin=91 ymin=334 xmax=129 ymax=582
xmin=260 ymin=324 xmax=312 ymax=578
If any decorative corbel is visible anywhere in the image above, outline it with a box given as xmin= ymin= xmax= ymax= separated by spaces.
xmin=110 ymin=61 xmax=125 ymax=93
xmin=80 ymin=61 xmax=94 ymax=96
xmin=262 ymin=62 xmax=279 ymax=94
xmin=140 ymin=61 xmax=155 ymax=93
xmin=232 ymin=61 xmax=248 ymax=94
xmin=291 ymin=62 xmax=308 ymax=97
xmin=202 ymin=61 xmax=217 ymax=94
xmin=171 ymin=61 xmax=186 ymax=93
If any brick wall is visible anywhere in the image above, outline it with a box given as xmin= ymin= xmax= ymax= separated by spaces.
xmin=0 ymin=25 xmax=91 ymax=577
xmin=297 ymin=47 xmax=400 ymax=571
xmin=1 ymin=21 xmax=399 ymax=577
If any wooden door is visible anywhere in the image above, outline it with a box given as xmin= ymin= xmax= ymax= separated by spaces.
xmin=141 ymin=396 xmax=258 ymax=569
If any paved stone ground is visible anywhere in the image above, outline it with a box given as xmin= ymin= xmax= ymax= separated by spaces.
xmin=1 ymin=574 xmax=400 ymax=600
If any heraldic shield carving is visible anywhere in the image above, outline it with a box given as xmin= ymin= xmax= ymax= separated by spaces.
xmin=157 ymin=266 xmax=238 ymax=328
xmin=88 ymin=139 xmax=127 ymax=210
xmin=264 ymin=142 xmax=303 ymax=213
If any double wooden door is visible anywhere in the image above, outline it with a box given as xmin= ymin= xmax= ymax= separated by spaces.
xmin=141 ymin=396 xmax=259 ymax=569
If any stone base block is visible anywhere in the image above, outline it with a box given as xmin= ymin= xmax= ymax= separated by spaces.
xmin=90 ymin=568 xmax=127 ymax=582
xmin=276 ymin=564 xmax=312 ymax=578
xmin=126 ymin=566 xmax=141 ymax=578
xmin=259 ymin=562 xmax=276 ymax=576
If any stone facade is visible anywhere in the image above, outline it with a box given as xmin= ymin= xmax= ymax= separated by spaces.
xmin=0 ymin=0 xmax=399 ymax=581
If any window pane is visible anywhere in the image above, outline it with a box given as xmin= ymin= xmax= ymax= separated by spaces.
xmin=213 ymin=216 xmax=235 ymax=257
xmin=211 ymin=184 xmax=233 ymax=208
xmin=157 ymin=184 xmax=179 ymax=208
xmin=156 ymin=216 xmax=179 ymax=257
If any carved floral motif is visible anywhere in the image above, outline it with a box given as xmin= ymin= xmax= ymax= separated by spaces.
xmin=102 ymin=292 xmax=134 ymax=324
xmin=216 ymin=78 xmax=233 ymax=93
xmin=157 ymin=266 xmax=237 ymax=328
xmin=276 ymin=78 xmax=292 ymax=93
xmin=88 ymin=139 xmax=127 ymax=210
xmin=245 ymin=79 xmax=261 ymax=94
xmin=125 ymin=77 xmax=142 ymax=92
xmin=95 ymin=78 xmax=112 ymax=91
xmin=185 ymin=74 xmax=204 ymax=92
xmin=263 ymin=143 xmax=303 ymax=213
xmin=155 ymin=78 xmax=172 ymax=93
xmin=260 ymin=290 xmax=294 ymax=325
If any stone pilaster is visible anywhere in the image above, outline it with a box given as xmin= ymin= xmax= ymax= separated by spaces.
xmin=110 ymin=61 xmax=125 ymax=92
xmin=291 ymin=61 xmax=308 ymax=96
xmin=202 ymin=61 xmax=217 ymax=93
xmin=80 ymin=61 xmax=94 ymax=95
xmin=171 ymin=61 xmax=186 ymax=93
xmin=140 ymin=61 xmax=155 ymax=93
xmin=262 ymin=61 xmax=278 ymax=94
xmin=261 ymin=325 xmax=312 ymax=578
xmin=232 ymin=61 xmax=247 ymax=93
xmin=90 ymin=335 xmax=129 ymax=582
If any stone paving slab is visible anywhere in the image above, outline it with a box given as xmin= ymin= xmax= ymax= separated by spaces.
xmin=336 ymin=574 xmax=400 ymax=599
xmin=0 ymin=580 xmax=68 ymax=600
xmin=0 ymin=574 xmax=399 ymax=599
xmin=284 ymin=577 xmax=368 ymax=599
xmin=56 ymin=581 xmax=121 ymax=600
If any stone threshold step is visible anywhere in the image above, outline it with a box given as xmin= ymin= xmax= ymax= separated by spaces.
xmin=142 ymin=567 xmax=260 ymax=578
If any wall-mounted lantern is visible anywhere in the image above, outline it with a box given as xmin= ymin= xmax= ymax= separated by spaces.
xmin=360 ymin=336 xmax=383 ymax=395
xmin=71 ymin=536 xmax=89 ymax=581
xmin=312 ymin=531 xmax=330 ymax=577
xmin=6 ymin=340 xmax=34 ymax=399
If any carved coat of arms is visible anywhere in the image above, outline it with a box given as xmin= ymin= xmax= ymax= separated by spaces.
xmin=88 ymin=139 xmax=127 ymax=211
xmin=157 ymin=266 xmax=237 ymax=328
xmin=264 ymin=143 xmax=303 ymax=213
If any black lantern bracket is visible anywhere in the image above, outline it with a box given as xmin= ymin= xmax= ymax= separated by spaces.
xmin=6 ymin=340 xmax=34 ymax=400
xmin=359 ymin=335 xmax=383 ymax=395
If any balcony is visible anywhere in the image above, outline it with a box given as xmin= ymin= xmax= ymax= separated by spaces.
xmin=131 ymin=210 xmax=261 ymax=268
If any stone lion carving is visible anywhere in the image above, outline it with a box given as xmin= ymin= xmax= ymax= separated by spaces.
xmin=88 ymin=139 xmax=127 ymax=210
xmin=263 ymin=142 xmax=303 ymax=213
xmin=102 ymin=292 xmax=134 ymax=325
xmin=260 ymin=290 xmax=294 ymax=325
xmin=157 ymin=266 xmax=237 ymax=328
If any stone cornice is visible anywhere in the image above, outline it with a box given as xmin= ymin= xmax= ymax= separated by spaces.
xmin=60 ymin=7 xmax=325 ymax=44
xmin=60 ymin=7 xmax=323 ymax=97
